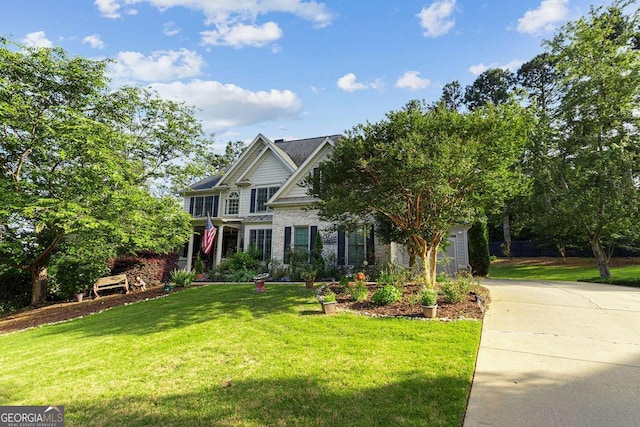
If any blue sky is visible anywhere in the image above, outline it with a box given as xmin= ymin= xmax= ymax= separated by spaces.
xmin=1 ymin=0 xmax=608 ymax=152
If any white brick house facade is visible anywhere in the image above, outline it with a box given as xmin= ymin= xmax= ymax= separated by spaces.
xmin=180 ymin=134 xmax=470 ymax=274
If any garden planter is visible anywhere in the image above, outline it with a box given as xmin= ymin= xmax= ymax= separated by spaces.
xmin=73 ymin=293 xmax=84 ymax=302
xmin=305 ymin=280 xmax=315 ymax=289
xmin=422 ymin=305 xmax=438 ymax=318
xmin=322 ymin=301 xmax=337 ymax=314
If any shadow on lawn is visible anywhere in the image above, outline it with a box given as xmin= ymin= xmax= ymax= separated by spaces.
xmin=38 ymin=284 xmax=320 ymax=338
xmin=67 ymin=371 xmax=468 ymax=427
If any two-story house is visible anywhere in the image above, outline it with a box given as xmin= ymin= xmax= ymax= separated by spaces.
xmin=181 ymin=134 xmax=470 ymax=275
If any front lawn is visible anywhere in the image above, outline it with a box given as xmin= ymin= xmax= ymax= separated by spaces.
xmin=489 ymin=257 xmax=640 ymax=284
xmin=0 ymin=284 xmax=481 ymax=427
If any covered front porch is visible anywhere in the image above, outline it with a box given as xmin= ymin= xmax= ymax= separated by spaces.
xmin=180 ymin=220 xmax=242 ymax=272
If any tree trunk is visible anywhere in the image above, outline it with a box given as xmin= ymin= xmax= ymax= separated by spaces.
xmin=502 ymin=210 xmax=511 ymax=258
xmin=590 ymin=235 xmax=611 ymax=279
xmin=30 ymin=266 xmax=48 ymax=305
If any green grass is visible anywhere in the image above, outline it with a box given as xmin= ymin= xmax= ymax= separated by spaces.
xmin=0 ymin=284 xmax=481 ymax=427
xmin=489 ymin=261 xmax=640 ymax=283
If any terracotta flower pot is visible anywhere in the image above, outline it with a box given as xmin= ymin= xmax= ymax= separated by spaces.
xmin=305 ymin=280 xmax=315 ymax=288
xmin=73 ymin=293 xmax=84 ymax=302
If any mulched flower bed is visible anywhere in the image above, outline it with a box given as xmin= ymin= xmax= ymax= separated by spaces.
xmin=325 ymin=282 xmax=488 ymax=320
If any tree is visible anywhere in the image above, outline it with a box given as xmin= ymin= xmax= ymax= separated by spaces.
xmin=0 ymin=39 xmax=206 ymax=304
xmin=539 ymin=1 xmax=640 ymax=277
xmin=440 ymin=80 xmax=464 ymax=111
xmin=311 ymin=100 xmax=532 ymax=286
xmin=517 ymin=53 xmax=559 ymax=112
xmin=464 ymin=68 xmax=516 ymax=110
xmin=464 ymin=68 xmax=520 ymax=256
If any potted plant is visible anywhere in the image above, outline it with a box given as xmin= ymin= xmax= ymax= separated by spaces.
xmin=193 ymin=254 xmax=205 ymax=280
xmin=418 ymin=288 xmax=439 ymax=318
xmin=300 ymin=264 xmax=317 ymax=288
xmin=319 ymin=289 xmax=337 ymax=314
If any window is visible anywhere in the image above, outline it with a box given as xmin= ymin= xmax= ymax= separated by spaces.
xmin=294 ymin=226 xmax=309 ymax=252
xmin=338 ymin=226 xmax=373 ymax=266
xmin=225 ymin=192 xmax=239 ymax=215
xmin=194 ymin=197 xmax=203 ymax=217
xmin=189 ymin=195 xmax=219 ymax=218
xmin=249 ymin=229 xmax=272 ymax=261
xmin=347 ymin=230 xmax=366 ymax=266
xmin=250 ymin=186 xmax=279 ymax=213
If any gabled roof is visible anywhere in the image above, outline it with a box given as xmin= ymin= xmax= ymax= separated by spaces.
xmin=269 ymin=136 xmax=338 ymax=206
xmin=275 ymin=135 xmax=341 ymax=166
xmin=183 ymin=174 xmax=223 ymax=193
xmin=185 ymin=134 xmax=342 ymax=193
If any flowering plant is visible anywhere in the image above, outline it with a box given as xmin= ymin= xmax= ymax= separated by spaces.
xmin=351 ymin=272 xmax=368 ymax=302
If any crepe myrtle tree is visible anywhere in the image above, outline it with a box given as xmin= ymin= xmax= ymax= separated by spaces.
xmin=0 ymin=39 xmax=207 ymax=304
xmin=308 ymin=100 xmax=533 ymax=287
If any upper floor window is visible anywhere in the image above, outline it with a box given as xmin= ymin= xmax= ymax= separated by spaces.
xmin=189 ymin=195 xmax=219 ymax=218
xmin=250 ymin=186 xmax=279 ymax=213
xmin=225 ymin=192 xmax=239 ymax=215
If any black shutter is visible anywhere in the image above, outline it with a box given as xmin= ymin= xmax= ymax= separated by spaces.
xmin=213 ymin=195 xmax=219 ymax=217
xmin=367 ymin=225 xmax=375 ymax=265
xmin=310 ymin=226 xmax=318 ymax=251
xmin=188 ymin=197 xmax=194 ymax=215
xmin=338 ymin=231 xmax=345 ymax=265
xmin=284 ymin=227 xmax=292 ymax=259
xmin=250 ymin=189 xmax=256 ymax=213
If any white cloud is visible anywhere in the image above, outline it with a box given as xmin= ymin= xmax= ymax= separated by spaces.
xmin=95 ymin=0 xmax=138 ymax=18
xmin=468 ymin=60 xmax=524 ymax=76
xmin=163 ymin=22 xmax=181 ymax=36
xmin=417 ymin=0 xmax=456 ymax=37
xmin=395 ymin=71 xmax=431 ymax=90
xmin=151 ymin=79 xmax=302 ymax=132
xmin=517 ymin=0 xmax=568 ymax=34
xmin=336 ymin=73 xmax=368 ymax=92
xmin=110 ymin=49 xmax=205 ymax=82
xmin=94 ymin=0 xmax=334 ymax=28
xmin=201 ymin=22 xmax=283 ymax=48
xmin=22 ymin=31 xmax=52 ymax=47
xmin=82 ymin=34 xmax=105 ymax=49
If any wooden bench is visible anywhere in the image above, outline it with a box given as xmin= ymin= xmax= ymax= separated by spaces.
xmin=93 ymin=274 xmax=129 ymax=297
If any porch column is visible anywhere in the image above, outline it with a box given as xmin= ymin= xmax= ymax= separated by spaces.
xmin=215 ymin=225 xmax=225 ymax=268
xmin=186 ymin=229 xmax=195 ymax=271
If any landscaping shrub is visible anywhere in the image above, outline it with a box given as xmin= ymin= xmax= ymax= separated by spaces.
xmin=268 ymin=259 xmax=289 ymax=280
xmin=226 ymin=268 xmax=255 ymax=283
xmin=311 ymin=231 xmax=325 ymax=277
xmin=286 ymin=248 xmax=309 ymax=280
xmin=377 ymin=262 xmax=410 ymax=287
xmin=53 ymin=255 xmax=110 ymax=299
xmin=170 ymin=268 xmax=196 ymax=287
xmin=441 ymin=273 xmax=473 ymax=304
xmin=220 ymin=248 xmax=261 ymax=276
xmin=468 ymin=220 xmax=490 ymax=276
xmin=0 ymin=267 xmax=31 ymax=314
xmin=372 ymin=285 xmax=402 ymax=306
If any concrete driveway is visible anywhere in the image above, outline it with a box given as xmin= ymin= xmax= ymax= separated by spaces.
xmin=464 ymin=279 xmax=640 ymax=427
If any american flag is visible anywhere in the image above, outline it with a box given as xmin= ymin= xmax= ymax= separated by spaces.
xmin=202 ymin=214 xmax=217 ymax=255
